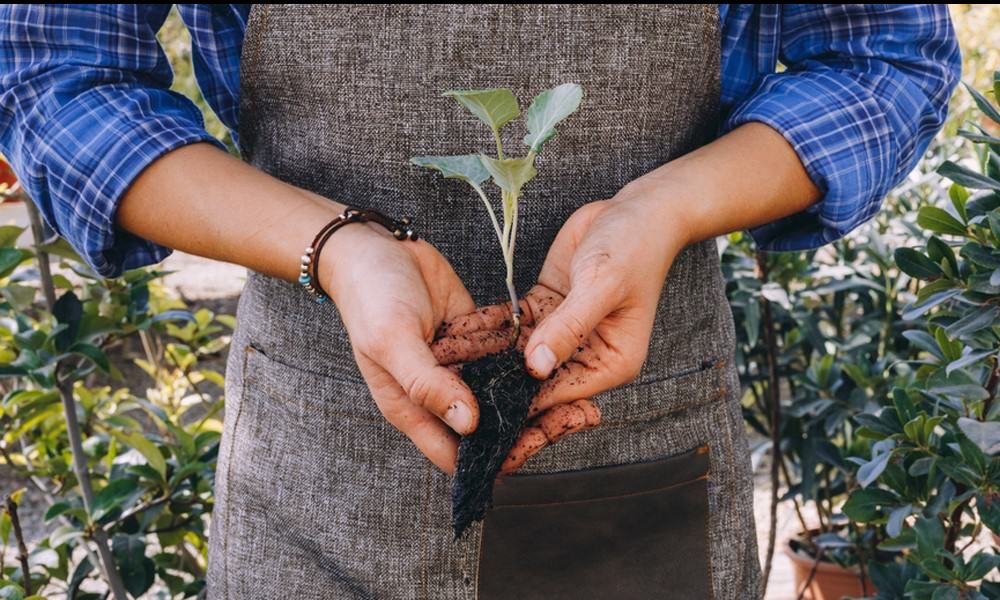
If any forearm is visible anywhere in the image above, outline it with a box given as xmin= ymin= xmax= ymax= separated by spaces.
xmin=622 ymin=122 xmax=822 ymax=253
xmin=116 ymin=142 xmax=372 ymax=287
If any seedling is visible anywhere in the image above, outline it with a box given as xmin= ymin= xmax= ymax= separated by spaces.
xmin=411 ymin=83 xmax=584 ymax=538
xmin=411 ymin=82 xmax=583 ymax=342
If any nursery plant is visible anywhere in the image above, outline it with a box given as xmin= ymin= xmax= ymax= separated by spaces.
xmin=410 ymin=82 xmax=583 ymax=538
xmin=0 ymin=195 xmax=230 ymax=598
xmin=841 ymin=77 xmax=1000 ymax=599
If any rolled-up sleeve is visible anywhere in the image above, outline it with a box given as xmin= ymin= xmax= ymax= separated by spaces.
xmin=721 ymin=4 xmax=962 ymax=251
xmin=0 ymin=5 xmax=227 ymax=278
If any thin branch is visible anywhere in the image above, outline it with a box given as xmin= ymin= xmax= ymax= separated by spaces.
xmin=6 ymin=494 xmax=32 ymax=596
xmin=757 ymin=251 xmax=783 ymax=596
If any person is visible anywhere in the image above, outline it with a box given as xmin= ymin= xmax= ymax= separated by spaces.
xmin=0 ymin=4 xmax=959 ymax=599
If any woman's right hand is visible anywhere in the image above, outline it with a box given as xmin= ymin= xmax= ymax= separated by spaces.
xmin=319 ymin=220 xmax=481 ymax=475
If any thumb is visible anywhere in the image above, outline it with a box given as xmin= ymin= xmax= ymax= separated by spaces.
xmin=523 ymin=279 xmax=619 ymax=379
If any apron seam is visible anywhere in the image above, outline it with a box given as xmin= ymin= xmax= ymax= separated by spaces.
xmin=220 ymin=341 xmax=254 ymax=599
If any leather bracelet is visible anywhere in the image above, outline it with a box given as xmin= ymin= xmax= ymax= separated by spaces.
xmin=298 ymin=206 xmax=418 ymax=303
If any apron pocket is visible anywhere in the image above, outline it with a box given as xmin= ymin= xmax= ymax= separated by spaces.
xmin=477 ymin=443 xmax=714 ymax=599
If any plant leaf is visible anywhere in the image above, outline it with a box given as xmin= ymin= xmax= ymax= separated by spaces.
xmin=957 ymin=418 xmax=1000 ymax=455
xmin=110 ymin=430 xmax=167 ymax=481
xmin=522 ymin=82 xmax=583 ymax=154
xmin=917 ymin=205 xmax=968 ymax=236
xmin=895 ymin=247 xmax=942 ymax=279
xmin=965 ymin=81 xmax=1000 ymax=126
xmin=442 ymin=88 xmax=520 ymax=132
xmin=938 ymin=160 xmax=1000 ymax=191
xmin=409 ymin=154 xmax=490 ymax=187
xmin=479 ymin=154 xmax=537 ymax=196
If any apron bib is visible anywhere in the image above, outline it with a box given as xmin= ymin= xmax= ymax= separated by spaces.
xmin=208 ymin=5 xmax=761 ymax=598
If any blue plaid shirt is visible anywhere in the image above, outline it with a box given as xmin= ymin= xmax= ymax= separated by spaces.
xmin=0 ymin=5 xmax=961 ymax=278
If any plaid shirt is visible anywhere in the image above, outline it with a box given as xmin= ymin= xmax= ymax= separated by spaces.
xmin=0 ymin=5 xmax=961 ymax=278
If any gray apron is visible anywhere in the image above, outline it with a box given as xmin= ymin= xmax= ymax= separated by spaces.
xmin=207 ymin=4 xmax=761 ymax=599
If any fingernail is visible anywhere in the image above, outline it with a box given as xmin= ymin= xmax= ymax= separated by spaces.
xmin=445 ymin=401 xmax=474 ymax=434
xmin=529 ymin=344 xmax=557 ymax=378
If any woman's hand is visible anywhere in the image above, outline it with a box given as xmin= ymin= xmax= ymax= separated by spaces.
xmin=320 ymin=221 xmax=483 ymax=476
xmin=431 ymin=305 xmax=603 ymax=475
xmin=446 ymin=186 xmax=690 ymax=416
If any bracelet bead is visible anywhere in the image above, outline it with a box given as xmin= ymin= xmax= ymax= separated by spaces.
xmin=297 ymin=206 xmax=416 ymax=304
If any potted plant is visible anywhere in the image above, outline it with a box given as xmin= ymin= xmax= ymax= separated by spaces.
xmin=410 ymin=83 xmax=583 ymax=538
xmin=723 ymin=192 xmax=922 ymax=597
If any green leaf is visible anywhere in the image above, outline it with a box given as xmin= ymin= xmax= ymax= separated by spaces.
xmin=927 ymin=237 xmax=958 ymax=277
xmin=0 ymin=510 xmax=10 ymax=546
xmin=950 ymin=183 xmax=970 ymax=223
xmin=930 ymin=584 xmax=960 ymax=600
xmin=48 ymin=524 xmax=84 ymax=549
xmin=479 ymin=154 xmax=538 ymax=196
xmin=895 ymin=247 xmax=942 ymax=279
xmin=961 ymin=243 xmax=1000 ymax=269
xmin=914 ymin=517 xmax=946 ymax=560
xmin=522 ymin=82 xmax=584 ymax=154
xmin=90 ymin=478 xmax=141 ymax=521
xmin=52 ymin=291 xmax=82 ymax=352
xmin=966 ymin=81 xmax=1000 ymax=126
xmin=938 ymin=160 xmax=1000 ymax=191
xmin=0 ymin=225 xmax=25 ymax=247
xmin=969 ymin=272 xmax=1000 ymax=294
xmin=112 ymin=534 xmax=155 ymax=598
xmin=918 ymin=205 xmax=969 ymax=237
xmin=946 ymin=348 xmax=996 ymax=376
xmin=0 ymin=248 xmax=30 ymax=278
xmin=944 ymin=305 xmax=1000 ymax=338
xmin=109 ymin=430 xmax=167 ymax=480
xmin=442 ymin=88 xmax=520 ymax=132
xmin=67 ymin=342 xmax=111 ymax=374
xmin=843 ymin=487 xmax=897 ymax=522
xmin=957 ymin=418 xmax=1000 ymax=455
xmin=857 ymin=438 xmax=896 ymax=488
xmin=962 ymin=551 xmax=1000 ymax=581
xmin=44 ymin=502 xmax=71 ymax=522
xmin=409 ymin=154 xmax=490 ymax=187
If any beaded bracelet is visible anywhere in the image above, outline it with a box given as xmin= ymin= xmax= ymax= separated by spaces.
xmin=299 ymin=206 xmax=418 ymax=303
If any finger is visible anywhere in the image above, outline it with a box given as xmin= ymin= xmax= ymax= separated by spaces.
xmin=357 ymin=357 xmax=461 ymax=475
xmin=385 ymin=401 xmax=462 ymax=476
xmin=527 ymin=360 xmax=609 ymax=418
xmin=431 ymin=323 xmax=542 ymax=367
xmin=374 ymin=332 xmax=479 ymax=435
xmin=431 ymin=329 xmax=513 ymax=366
xmin=435 ymin=284 xmax=565 ymax=338
xmin=500 ymin=399 xmax=601 ymax=475
xmin=524 ymin=276 xmax=621 ymax=379
xmin=499 ymin=427 xmax=548 ymax=475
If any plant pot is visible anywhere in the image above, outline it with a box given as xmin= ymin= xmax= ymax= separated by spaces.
xmin=784 ymin=542 xmax=877 ymax=600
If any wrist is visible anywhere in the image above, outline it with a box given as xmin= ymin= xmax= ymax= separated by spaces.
xmin=615 ymin=167 xmax=703 ymax=268
xmin=314 ymin=219 xmax=390 ymax=304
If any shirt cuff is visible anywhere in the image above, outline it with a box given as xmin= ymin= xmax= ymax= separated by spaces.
xmin=720 ymin=70 xmax=895 ymax=252
xmin=30 ymin=87 xmax=228 ymax=279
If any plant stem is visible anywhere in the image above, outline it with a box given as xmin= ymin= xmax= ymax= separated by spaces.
xmin=29 ymin=202 xmax=129 ymax=600
xmin=472 ymin=183 xmax=504 ymax=248
xmin=23 ymin=197 xmax=56 ymax=311
xmin=6 ymin=495 xmax=32 ymax=596
xmin=757 ymin=250 xmax=782 ymax=597
xmin=493 ymin=128 xmax=505 ymax=160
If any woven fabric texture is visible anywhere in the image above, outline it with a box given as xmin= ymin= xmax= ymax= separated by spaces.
xmin=208 ymin=5 xmax=761 ymax=599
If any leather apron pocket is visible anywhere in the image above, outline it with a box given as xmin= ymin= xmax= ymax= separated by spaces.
xmin=477 ymin=443 xmax=714 ymax=599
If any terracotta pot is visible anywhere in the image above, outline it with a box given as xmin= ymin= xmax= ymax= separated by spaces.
xmin=784 ymin=542 xmax=877 ymax=600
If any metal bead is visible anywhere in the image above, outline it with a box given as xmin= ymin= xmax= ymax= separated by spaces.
xmin=301 ymin=255 xmax=311 ymax=265
xmin=305 ymin=247 xmax=314 ymax=255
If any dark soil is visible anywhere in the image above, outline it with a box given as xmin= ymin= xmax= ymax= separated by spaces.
xmin=451 ymin=347 xmax=542 ymax=540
